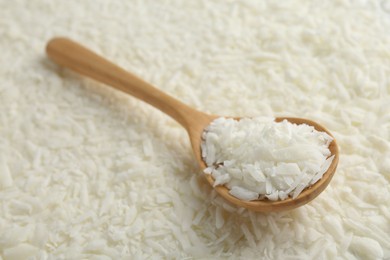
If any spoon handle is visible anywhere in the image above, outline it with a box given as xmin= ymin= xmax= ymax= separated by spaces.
xmin=46 ymin=37 xmax=201 ymax=129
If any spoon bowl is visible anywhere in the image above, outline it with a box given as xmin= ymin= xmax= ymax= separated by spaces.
xmin=46 ymin=37 xmax=339 ymax=212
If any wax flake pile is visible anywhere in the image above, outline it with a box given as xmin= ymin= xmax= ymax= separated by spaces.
xmin=201 ymin=117 xmax=334 ymax=201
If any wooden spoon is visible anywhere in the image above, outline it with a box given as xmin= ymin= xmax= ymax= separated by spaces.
xmin=46 ymin=37 xmax=339 ymax=212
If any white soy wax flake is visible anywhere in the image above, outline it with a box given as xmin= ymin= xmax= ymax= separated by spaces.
xmin=203 ymin=167 xmax=213 ymax=174
xmin=201 ymin=117 xmax=334 ymax=201
xmin=229 ymin=186 xmax=259 ymax=201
